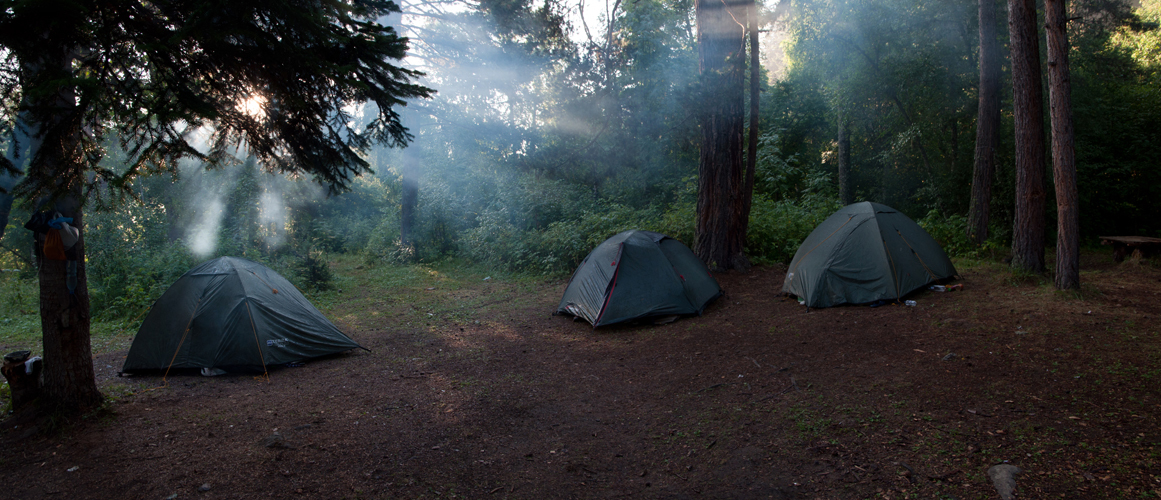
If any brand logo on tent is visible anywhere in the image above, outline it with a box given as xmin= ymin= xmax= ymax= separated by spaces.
xmin=266 ymin=338 xmax=290 ymax=347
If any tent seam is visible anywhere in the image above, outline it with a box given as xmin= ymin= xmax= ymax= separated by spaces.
xmin=897 ymin=229 xmax=938 ymax=281
xmin=594 ymin=243 xmax=625 ymax=327
xmin=162 ymin=296 xmax=202 ymax=385
xmin=245 ymin=300 xmax=270 ymax=380
xmin=792 ymin=215 xmax=855 ymax=277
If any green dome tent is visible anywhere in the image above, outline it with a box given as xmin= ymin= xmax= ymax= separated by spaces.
xmin=782 ymin=202 xmax=957 ymax=308
xmin=556 ymin=230 xmax=722 ymax=327
xmin=122 ymin=257 xmax=364 ymax=374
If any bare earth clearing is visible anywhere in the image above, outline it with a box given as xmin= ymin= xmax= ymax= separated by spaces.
xmin=2 ymin=254 xmax=1160 ymax=499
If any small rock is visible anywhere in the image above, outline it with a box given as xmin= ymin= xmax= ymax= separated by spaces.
xmin=988 ymin=464 xmax=1022 ymax=500
xmin=942 ymin=352 xmax=958 ymax=361
xmin=260 ymin=432 xmax=295 ymax=449
xmin=198 ymin=483 xmax=211 ymax=492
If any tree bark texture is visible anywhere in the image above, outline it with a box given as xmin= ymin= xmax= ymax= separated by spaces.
xmin=23 ymin=50 xmax=104 ymax=415
xmin=837 ymin=112 xmax=853 ymax=206
xmin=695 ymin=0 xmax=750 ymax=272
xmin=1045 ymin=0 xmax=1079 ymax=289
xmin=38 ymin=199 xmax=103 ymax=413
xmin=1007 ymin=0 xmax=1046 ymax=273
xmin=968 ymin=0 xmax=1002 ymax=245
xmin=741 ymin=0 xmax=759 ymax=239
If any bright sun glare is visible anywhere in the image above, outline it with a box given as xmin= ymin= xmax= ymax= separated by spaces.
xmin=239 ymin=95 xmax=266 ymax=118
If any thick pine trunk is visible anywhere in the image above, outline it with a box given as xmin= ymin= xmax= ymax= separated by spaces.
xmin=38 ymin=198 xmax=104 ymax=414
xmin=837 ymin=112 xmax=853 ymax=206
xmin=21 ymin=50 xmax=104 ymax=416
xmin=968 ymin=0 xmax=1002 ymax=245
xmin=695 ymin=0 xmax=749 ymax=272
xmin=1007 ymin=0 xmax=1046 ymax=273
xmin=1045 ymin=0 xmax=1079 ymax=289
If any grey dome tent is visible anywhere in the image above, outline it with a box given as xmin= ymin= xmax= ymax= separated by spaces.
xmin=122 ymin=257 xmax=364 ymax=374
xmin=782 ymin=202 xmax=958 ymax=308
xmin=556 ymin=230 xmax=722 ymax=327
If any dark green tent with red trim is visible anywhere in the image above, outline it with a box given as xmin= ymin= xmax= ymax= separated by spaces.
xmin=556 ymin=230 xmax=721 ymax=327
xmin=122 ymin=257 xmax=363 ymax=374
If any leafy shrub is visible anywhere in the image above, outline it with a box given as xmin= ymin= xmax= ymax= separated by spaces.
xmin=458 ymin=203 xmax=667 ymax=276
xmin=917 ymin=209 xmax=1005 ymax=259
xmin=459 ymin=207 xmax=525 ymax=269
xmin=361 ymin=214 xmax=413 ymax=265
xmin=531 ymin=204 xmax=666 ymax=274
xmin=86 ymin=202 xmax=197 ymax=321
xmin=293 ymin=249 xmax=334 ymax=292
xmin=746 ymin=195 xmax=842 ymax=264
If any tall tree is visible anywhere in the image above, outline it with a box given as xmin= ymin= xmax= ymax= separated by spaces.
xmin=1045 ymin=0 xmax=1079 ymax=288
xmin=741 ymin=0 xmax=761 ymax=238
xmin=0 ymin=0 xmax=431 ymax=415
xmin=837 ymin=111 xmax=853 ymax=205
xmin=694 ymin=0 xmax=751 ymax=271
xmin=400 ymin=144 xmax=420 ymax=252
xmin=967 ymin=0 xmax=1002 ymax=245
xmin=1007 ymin=0 xmax=1047 ymax=272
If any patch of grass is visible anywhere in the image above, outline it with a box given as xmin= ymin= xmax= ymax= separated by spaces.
xmin=1 ymin=274 xmax=141 ymax=356
xmin=317 ymin=254 xmax=555 ymax=332
xmin=787 ymin=404 xmax=832 ymax=441
xmin=0 ymin=274 xmax=41 ymax=350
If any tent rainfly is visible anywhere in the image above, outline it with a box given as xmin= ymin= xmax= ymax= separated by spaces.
xmin=122 ymin=257 xmax=364 ymax=374
xmin=782 ymin=202 xmax=958 ymax=308
xmin=556 ymin=230 xmax=722 ymax=327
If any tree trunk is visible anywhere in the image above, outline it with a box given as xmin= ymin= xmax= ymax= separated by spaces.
xmin=968 ymin=0 xmax=1002 ymax=245
xmin=949 ymin=117 xmax=959 ymax=173
xmin=1045 ymin=0 xmax=1079 ymax=289
xmin=837 ymin=111 xmax=853 ymax=206
xmin=38 ymin=197 xmax=104 ymax=414
xmin=694 ymin=0 xmax=750 ymax=272
xmin=741 ymin=0 xmax=759 ymax=238
xmin=1007 ymin=0 xmax=1046 ymax=273
xmin=399 ymin=147 xmax=419 ymax=249
xmin=19 ymin=50 xmax=105 ymax=416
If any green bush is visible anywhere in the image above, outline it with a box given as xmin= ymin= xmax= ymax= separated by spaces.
xmin=458 ymin=203 xmax=667 ymax=276
xmin=746 ymin=195 xmax=842 ymax=264
xmin=85 ymin=202 xmax=197 ymax=321
xmin=293 ymin=249 xmax=334 ymax=292
xmin=917 ymin=209 xmax=1005 ymax=259
xmin=361 ymin=214 xmax=413 ymax=265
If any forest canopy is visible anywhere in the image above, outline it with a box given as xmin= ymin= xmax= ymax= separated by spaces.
xmin=2 ymin=0 xmax=1160 ymax=316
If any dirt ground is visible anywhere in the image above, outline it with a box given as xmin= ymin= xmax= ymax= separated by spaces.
xmin=2 ymin=253 xmax=1160 ymax=500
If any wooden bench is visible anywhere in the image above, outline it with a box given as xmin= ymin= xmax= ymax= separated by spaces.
xmin=1099 ymin=236 xmax=1161 ymax=262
